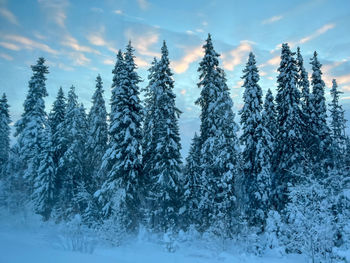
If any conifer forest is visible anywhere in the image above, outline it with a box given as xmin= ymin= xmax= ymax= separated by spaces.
xmin=1 ymin=32 xmax=350 ymax=263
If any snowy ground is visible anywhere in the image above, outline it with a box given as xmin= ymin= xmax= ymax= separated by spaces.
xmin=0 ymin=212 xmax=307 ymax=263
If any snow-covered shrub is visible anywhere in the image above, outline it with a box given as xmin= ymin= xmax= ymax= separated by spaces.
xmin=58 ymin=214 xmax=97 ymax=254
xmin=285 ymin=179 xmax=336 ymax=262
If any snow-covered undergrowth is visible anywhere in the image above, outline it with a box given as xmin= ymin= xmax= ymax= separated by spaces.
xmin=0 ymin=210 xmax=308 ymax=263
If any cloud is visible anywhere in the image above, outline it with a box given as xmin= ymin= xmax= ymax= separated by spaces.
xmin=0 ymin=7 xmax=19 ymax=25
xmin=270 ymin=23 xmax=336 ymax=54
xmin=114 ymin=9 xmax=122 ymax=15
xmin=299 ymin=23 xmax=335 ymax=44
xmin=2 ymin=34 xmax=58 ymax=54
xmin=262 ymin=15 xmax=283 ymax=25
xmin=103 ymin=58 xmax=114 ymax=65
xmin=86 ymin=32 xmax=117 ymax=53
xmin=233 ymin=79 xmax=244 ymax=89
xmin=172 ymin=46 xmax=203 ymax=74
xmin=134 ymin=57 xmax=149 ymax=68
xmin=0 ymin=52 xmax=13 ymax=61
xmin=38 ymin=0 xmax=68 ymax=28
xmin=336 ymin=73 xmax=350 ymax=86
xmin=125 ymin=29 xmax=160 ymax=58
xmin=62 ymin=34 xmax=100 ymax=54
xmin=137 ymin=0 xmax=149 ymax=10
xmin=68 ymin=52 xmax=90 ymax=66
xmin=266 ymin=55 xmax=280 ymax=66
xmin=222 ymin=41 xmax=253 ymax=71
xmin=0 ymin=41 xmax=21 ymax=51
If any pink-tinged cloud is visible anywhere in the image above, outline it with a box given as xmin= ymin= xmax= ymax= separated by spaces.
xmin=222 ymin=41 xmax=253 ymax=71
xmin=0 ymin=41 xmax=21 ymax=51
xmin=3 ymin=34 xmax=58 ymax=54
xmin=299 ymin=23 xmax=335 ymax=44
xmin=87 ymin=33 xmax=117 ymax=53
xmin=0 ymin=52 xmax=13 ymax=61
xmin=62 ymin=35 xmax=100 ymax=54
xmin=0 ymin=7 xmax=19 ymax=25
xmin=172 ymin=46 xmax=203 ymax=74
xmin=125 ymin=29 xmax=160 ymax=58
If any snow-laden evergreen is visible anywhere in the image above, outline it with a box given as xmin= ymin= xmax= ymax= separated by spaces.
xmin=196 ymin=34 xmax=240 ymax=237
xmin=239 ymin=52 xmax=270 ymax=228
xmin=273 ymin=43 xmax=304 ymax=211
xmin=97 ymin=43 xmax=143 ymax=233
xmin=262 ymin=89 xmax=277 ymax=139
xmin=48 ymin=87 xmax=66 ymax=168
xmin=14 ymin=57 xmax=49 ymax=194
xmin=329 ymin=79 xmax=347 ymax=165
xmin=33 ymin=126 xmax=56 ymax=221
xmin=296 ymin=47 xmax=313 ymax=154
xmin=183 ymin=132 xmax=201 ymax=229
xmin=86 ymin=75 xmax=108 ymax=188
xmin=57 ymin=86 xmax=87 ymax=220
xmin=146 ymin=41 xmax=182 ymax=233
xmin=309 ymin=51 xmax=332 ymax=169
xmin=142 ymin=58 xmax=158 ymax=188
xmin=0 ymin=93 xmax=11 ymax=177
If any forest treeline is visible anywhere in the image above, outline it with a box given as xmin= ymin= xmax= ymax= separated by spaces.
xmin=0 ymin=34 xmax=349 ymax=261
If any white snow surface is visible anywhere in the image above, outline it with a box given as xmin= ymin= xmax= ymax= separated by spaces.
xmin=0 ymin=211 xmax=306 ymax=263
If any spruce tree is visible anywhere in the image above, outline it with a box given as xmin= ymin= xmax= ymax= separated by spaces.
xmin=86 ymin=74 xmax=107 ymax=189
xmin=57 ymin=86 xmax=86 ymax=219
xmin=329 ymin=79 xmax=347 ymax=165
xmin=0 ymin=93 xmax=11 ymax=177
xmin=196 ymin=34 xmax=240 ymax=236
xmin=48 ymin=87 xmax=66 ymax=167
xmin=183 ymin=133 xmax=201 ymax=229
xmin=240 ymin=52 xmax=271 ymax=228
xmin=273 ymin=43 xmax=304 ymax=211
xmin=262 ymin=89 xmax=277 ymax=139
xmin=97 ymin=50 xmax=125 ymax=220
xmin=296 ymin=47 xmax=313 ymax=156
xmin=142 ymin=58 xmax=158 ymax=184
xmin=33 ymin=126 xmax=56 ymax=220
xmin=98 ymin=43 xmax=143 ymax=233
xmin=310 ymin=51 xmax=332 ymax=169
xmin=147 ymin=41 xmax=182 ymax=233
xmin=14 ymin=57 xmax=49 ymax=194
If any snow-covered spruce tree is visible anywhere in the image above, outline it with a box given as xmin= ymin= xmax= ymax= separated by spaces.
xmin=33 ymin=126 xmax=56 ymax=220
xmin=296 ymin=47 xmax=313 ymax=155
xmin=142 ymin=58 xmax=158 ymax=187
xmin=262 ymin=89 xmax=277 ymax=139
xmin=97 ymin=43 xmax=143 ymax=233
xmin=329 ymin=79 xmax=347 ymax=166
xmin=14 ymin=57 xmax=49 ymax=195
xmin=48 ymin=87 xmax=66 ymax=168
xmin=196 ymin=34 xmax=240 ymax=237
xmin=57 ymin=86 xmax=87 ymax=220
xmin=86 ymin=74 xmax=107 ymax=189
xmin=0 ymin=93 xmax=11 ymax=178
xmin=272 ymin=44 xmax=304 ymax=211
xmin=183 ymin=132 xmax=201 ymax=230
xmin=147 ymin=41 xmax=182 ymax=233
xmin=239 ymin=52 xmax=271 ymax=228
xmin=309 ymin=51 xmax=332 ymax=170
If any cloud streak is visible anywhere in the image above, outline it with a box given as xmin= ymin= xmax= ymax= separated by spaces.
xmin=0 ymin=52 xmax=13 ymax=61
xmin=0 ymin=7 xmax=19 ymax=25
xmin=222 ymin=41 xmax=253 ymax=71
xmin=2 ymin=34 xmax=58 ymax=54
xmin=262 ymin=15 xmax=283 ymax=25
xmin=172 ymin=46 xmax=203 ymax=74
xmin=38 ymin=0 xmax=68 ymax=28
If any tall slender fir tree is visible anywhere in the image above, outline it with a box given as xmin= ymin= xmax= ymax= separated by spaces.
xmin=0 ymin=93 xmax=11 ymax=177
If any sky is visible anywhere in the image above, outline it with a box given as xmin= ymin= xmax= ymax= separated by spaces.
xmin=1 ymin=0 xmax=350 ymax=156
